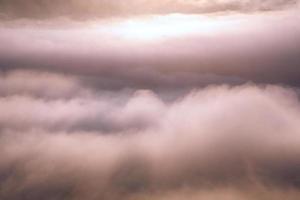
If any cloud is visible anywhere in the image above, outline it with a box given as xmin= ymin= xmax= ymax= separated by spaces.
xmin=0 ymin=85 xmax=300 ymax=199
xmin=0 ymin=70 xmax=87 ymax=99
xmin=0 ymin=0 xmax=298 ymax=20
xmin=1 ymin=11 xmax=300 ymax=90
xmin=0 ymin=2 xmax=300 ymax=199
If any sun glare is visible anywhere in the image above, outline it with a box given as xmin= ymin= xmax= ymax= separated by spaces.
xmin=104 ymin=14 xmax=239 ymax=41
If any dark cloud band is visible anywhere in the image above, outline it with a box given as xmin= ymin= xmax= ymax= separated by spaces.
xmin=0 ymin=0 xmax=299 ymax=20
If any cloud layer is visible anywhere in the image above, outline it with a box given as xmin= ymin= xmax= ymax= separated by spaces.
xmin=1 ymin=80 xmax=300 ymax=199
xmin=1 ymin=10 xmax=300 ymax=90
xmin=0 ymin=0 xmax=299 ymax=19
xmin=1 ymin=1 xmax=300 ymax=199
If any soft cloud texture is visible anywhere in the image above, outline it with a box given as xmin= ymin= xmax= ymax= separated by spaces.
xmin=1 ymin=1 xmax=300 ymax=199
xmin=0 ymin=84 xmax=300 ymax=199
xmin=1 ymin=10 xmax=300 ymax=90
xmin=0 ymin=70 xmax=86 ymax=98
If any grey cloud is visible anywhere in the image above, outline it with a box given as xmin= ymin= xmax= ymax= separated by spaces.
xmin=0 ymin=0 xmax=298 ymax=20
xmin=0 ymin=85 xmax=300 ymax=199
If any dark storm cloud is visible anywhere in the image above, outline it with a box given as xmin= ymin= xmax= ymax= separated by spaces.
xmin=0 ymin=85 xmax=300 ymax=200
xmin=0 ymin=0 xmax=298 ymax=19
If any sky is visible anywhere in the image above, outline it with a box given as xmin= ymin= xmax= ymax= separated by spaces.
xmin=0 ymin=1 xmax=300 ymax=200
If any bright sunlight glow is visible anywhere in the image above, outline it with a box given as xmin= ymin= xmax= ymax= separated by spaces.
xmin=102 ymin=14 xmax=241 ymax=41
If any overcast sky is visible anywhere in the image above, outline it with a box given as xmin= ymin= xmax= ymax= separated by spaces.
xmin=0 ymin=1 xmax=300 ymax=200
